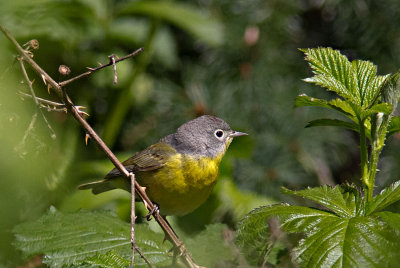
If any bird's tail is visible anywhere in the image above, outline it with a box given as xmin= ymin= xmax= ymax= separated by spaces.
xmin=78 ymin=179 xmax=117 ymax=194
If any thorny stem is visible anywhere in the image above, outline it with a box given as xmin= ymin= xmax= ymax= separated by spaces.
xmin=58 ymin=48 xmax=144 ymax=87
xmin=359 ymin=119 xmax=371 ymax=203
xmin=0 ymin=24 xmax=199 ymax=268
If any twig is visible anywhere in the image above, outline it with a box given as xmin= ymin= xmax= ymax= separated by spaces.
xmin=14 ymin=112 xmax=38 ymax=157
xmin=18 ymin=92 xmax=88 ymax=115
xmin=0 ymin=24 xmax=199 ymax=268
xmin=18 ymin=57 xmax=56 ymax=139
xmin=19 ymin=91 xmax=65 ymax=108
xmin=130 ymin=172 xmax=136 ymax=268
xmin=134 ymin=246 xmax=153 ymax=268
xmin=130 ymin=172 xmax=153 ymax=267
xmin=58 ymin=48 xmax=143 ymax=87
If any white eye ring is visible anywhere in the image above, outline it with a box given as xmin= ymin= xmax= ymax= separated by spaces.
xmin=214 ymin=129 xmax=224 ymax=139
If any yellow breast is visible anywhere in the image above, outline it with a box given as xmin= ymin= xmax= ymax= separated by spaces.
xmin=137 ymin=153 xmax=223 ymax=216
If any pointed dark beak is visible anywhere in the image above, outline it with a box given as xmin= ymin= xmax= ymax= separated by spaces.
xmin=229 ymin=131 xmax=248 ymax=137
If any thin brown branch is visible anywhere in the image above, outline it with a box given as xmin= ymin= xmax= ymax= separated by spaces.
xmin=19 ymin=91 xmax=65 ymax=108
xmin=134 ymin=245 xmax=154 ymax=268
xmin=19 ymin=92 xmax=88 ymax=115
xmin=0 ymin=24 xmax=199 ymax=268
xmin=58 ymin=48 xmax=143 ymax=87
xmin=130 ymin=172 xmax=136 ymax=268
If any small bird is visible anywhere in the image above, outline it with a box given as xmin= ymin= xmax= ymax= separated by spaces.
xmin=79 ymin=115 xmax=247 ymax=216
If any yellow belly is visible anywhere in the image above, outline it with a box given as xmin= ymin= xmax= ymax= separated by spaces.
xmin=137 ymin=153 xmax=222 ymax=216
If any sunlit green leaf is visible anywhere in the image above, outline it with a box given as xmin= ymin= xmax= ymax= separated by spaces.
xmin=117 ymin=1 xmax=223 ymax=47
xmin=328 ymin=98 xmax=357 ymax=118
xmin=352 ymin=60 xmax=388 ymax=107
xmin=301 ymin=48 xmax=388 ymax=109
xmin=366 ymin=180 xmax=400 ymax=215
xmin=301 ymin=47 xmax=357 ymax=103
xmin=305 ymin=118 xmax=359 ymax=132
xmin=282 ymin=185 xmax=358 ymax=218
xmin=374 ymin=211 xmax=400 ymax=236
xmin=295 ymin=94 xmax=331 ymax=108
xmin=237 ymin=201 xmax=400 ymax=267
xmin=359 ymin=102 xmax=392 ymax=120
xmin=236 ymin=204 xmax=335 ymax=266
xmin=294 ymin=213 xmax=400 ymax=267
xmin=295 ymin=95 xmax=356 ymax=119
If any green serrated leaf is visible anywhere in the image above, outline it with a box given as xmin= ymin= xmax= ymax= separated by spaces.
xmin=236 ymin=204 xmax=335 ymax=266
xmin=282 ymin=185 xmax=359 ymax=218
xmin=301 ymin=47 xmax=357 ymax=103
xmin=84 ymin=250 xmax=130 ymax=268
xmin=293 ymin=214 xmax=400 ymax=267
xmin=117 ymin=1 xmax=223 ymax=47
xmin=13 ymin=209 xmax=171 ymax=267
xmin=374 ymin=211 xmax=400 ymax=235
xmin=366 ymin=180 xmax=400 ymax=215
xmin=352 ymin=60 xmax=388 ymax=107
xmin=305 ymin=118 xmax=359 ymax=132
xmin=236 ymin=205 xmax=274 ymax=266
xmin=360 ymin=102 xmax=392 ymax=120
xmin=295 ymin=95 xmax=357 ymax=122
xmin=387 ymin=116 xmax=400 ymax=137
xmin=301 ymin=48 xmax=388 ymax=109
xmin=328 ymin=98 xmax=357 ymax=119
xmin=237 ymin=203 xmax=400 ymax=267
xmin=294 ymin=94 xmax=331 ymax=108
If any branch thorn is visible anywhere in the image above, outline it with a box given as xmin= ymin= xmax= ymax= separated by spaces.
xmin=85 ymin=133 xmax=90 ymax=145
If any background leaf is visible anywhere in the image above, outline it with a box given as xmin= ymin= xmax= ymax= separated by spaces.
xmin=117 ymin=1 xmax=223 ymax=47
xmin=84 ymin=251 xmax=130 ymax=268
xmin=387 ymin=116 xmax=400 ymax=137
xmin=366 ymin=180 xmax=400 ymax=215
xmin=13 ymin=209 xmax=171 ymax=267
xmin=184 ymin=224 xmax=235 ymax=267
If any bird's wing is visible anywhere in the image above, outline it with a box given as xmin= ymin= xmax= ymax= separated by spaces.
xmin=78 ymin=142 xmax=177 ymax=194
xmin=121 ymin=142 xmax=176 ymax=171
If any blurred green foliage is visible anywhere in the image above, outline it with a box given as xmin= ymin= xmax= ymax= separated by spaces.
xmin=2 ymin=0 xmax=400 ymax=266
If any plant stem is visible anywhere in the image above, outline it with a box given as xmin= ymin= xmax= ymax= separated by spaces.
xmin=367 ymin=114 xmax=389 ymax=203
xmin=359 ymin=119 xmax=370 ymax=203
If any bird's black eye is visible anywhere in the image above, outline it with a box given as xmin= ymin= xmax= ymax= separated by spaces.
xmin=215 ymin=129 xmax=224 ymax=138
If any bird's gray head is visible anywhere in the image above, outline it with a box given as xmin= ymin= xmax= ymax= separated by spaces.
xmin=162 ymin=115 xmax=247 ymax=158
